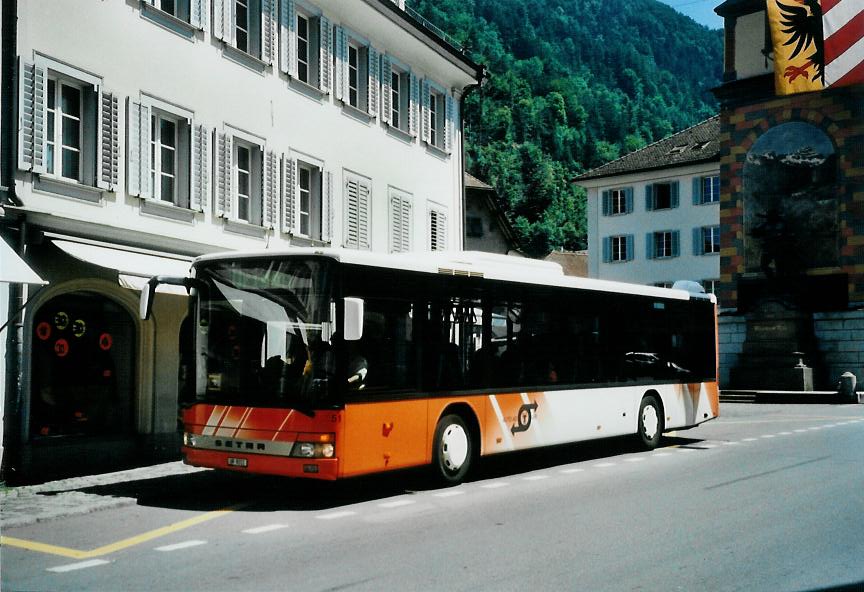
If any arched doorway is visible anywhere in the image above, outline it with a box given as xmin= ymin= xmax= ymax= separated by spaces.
xmin=29 ymin=292 xmax=136 ymax=439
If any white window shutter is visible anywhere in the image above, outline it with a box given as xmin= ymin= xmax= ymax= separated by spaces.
xmin=279 ymin=0 xmax=296 ymax=75
xmin=430 ymin=209 xmax=447 ymax=251
xmin=390 ymin=195 xmax=412 ymax=253
xmin=408 ymin=72 xmax=418 ymax=137
xmin=96 ymin=90 xmax=119 ymax=191
xmin=126 ymin=99 xmax=151 ymax=199
xmin=321 ymin=170 xmax=333 ymax=242
xmin=282 ymin=156 xmax=296 ymax=233
xmin=262 ymin=150 xmax=279 ymax=229
xmin=335 ymin=27 xmax=347 ymax=101
xmin=213 ymin=0 xmax=230 ymax=41
xmin=17 ymin=60 xmax=46 ymax=173
xmin=357 ymin=180 xmax=371 ymax=250
xmin=367 ymin=46 xmax=379 ymax=117
xmin=421 ymin=80 xmax=431 ymax=143
xmin=318 ymin=16 xmax=332 ymax=92
xmin=214 ymin=132 xmax=233 ymax=218
xmin=190 ymin=123 xmax=211 ymax=212
xmin=190 ymin=0 xmax=208 ymax=30
xmin=261 ymin=0 xmax=277 ymax=65
xmin=381 ymin=56 xmax=392 ymax=125
xmin=444 ymin=94 xmax=455 ymax=154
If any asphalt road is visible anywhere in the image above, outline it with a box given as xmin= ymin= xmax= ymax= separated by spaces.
xmin=3 ymin=403 xmax=864 ymax=592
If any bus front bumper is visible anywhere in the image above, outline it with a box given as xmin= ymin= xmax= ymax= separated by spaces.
xmin=182 ymin=447 xmax=339 ymax=480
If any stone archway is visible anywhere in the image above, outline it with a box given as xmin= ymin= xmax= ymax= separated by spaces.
xmin=29 ymin=291 xmax=136 ymax=439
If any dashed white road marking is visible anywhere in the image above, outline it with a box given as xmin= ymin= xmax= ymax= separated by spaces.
xmin=760 ymin=435 xmax=776 ymax=439
xmin=677 ymin=447 xmax=697 ymax=453
xmin=523 ymin=475 xmax=550 ymax=481
xmin=794 ymin=429 xmax=808 ymax=433
xmin=652 ymin=452 xmax=672 ymax=457
xmin=724 ymin=441 xmax=741 ymax=446
xmin=47 ymin=560 xmax=110 ymax=573
xmin=480 ymin=482 xmax=510 ymax=489
xmin=378 ymin=500 xmax=416 ymax=509
xmin=155 ymin=540 xmax=206 ymax=552
xmin=808 ymin=427 xmax=822 ymax=431
xmin=742 ymin=438 xmax=758 ymax=442
xmin=778 ymin=432 xmax=793 ymax=436
xmin=243 ymin=524 xmax=290 ymax=534
xmin=316 ymin=511 xmax=358 ymax=520
xmin=434 ymin=490 xmax=465 ymax=498
xmin=624 ymin=457 xmax=646 ymax=463
xmin=559 ymin=468 xmax=584 ymax=474
xmin=594 ymin=462 xmax=616 ymax=468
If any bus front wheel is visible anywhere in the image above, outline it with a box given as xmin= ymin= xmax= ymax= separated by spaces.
xmin=432 ymin=414 xmax=473 ymax=485
xmin=637 ymin=395 xmax=663 ymax=449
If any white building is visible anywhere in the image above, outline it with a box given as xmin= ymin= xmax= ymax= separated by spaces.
xmin=0 ymin=0 xmax=481 ymax=481
xmin=575 ymin=116 xmax=721 ymax=292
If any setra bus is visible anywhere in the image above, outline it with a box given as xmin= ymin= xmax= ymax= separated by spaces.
xmin=141 ymin=248 xmax=719 ymax=484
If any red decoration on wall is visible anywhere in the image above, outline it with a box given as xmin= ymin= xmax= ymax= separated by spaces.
xmin=99 ymin=333 xmax=113 ymax=351
xmin=54 ymin=339 xmax=70 ymax=358
xmin=36 ymin=322 xmax=52 ymax=341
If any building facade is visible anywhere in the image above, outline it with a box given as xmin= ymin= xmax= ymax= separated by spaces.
xmin=575 ymin=117 xmax=721 ymax=292
xmin=464 ymin=173 xmax=520 ymax=255
xmin=714 ymin=0 xmax=864 ymax=389
xmin=0 ymin=0 xmax=481 ymax=482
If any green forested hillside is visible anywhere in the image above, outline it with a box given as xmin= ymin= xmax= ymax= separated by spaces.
xmin=410 ymin=0 xmax=723 ymax=255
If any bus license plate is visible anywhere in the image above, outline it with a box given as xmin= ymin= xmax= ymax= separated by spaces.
xmin=227 ymin=457 xmax=248 ymax=468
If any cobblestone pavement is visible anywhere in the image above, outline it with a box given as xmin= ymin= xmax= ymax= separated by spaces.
xmin=0 ymin=462 xmax=207 ymax=529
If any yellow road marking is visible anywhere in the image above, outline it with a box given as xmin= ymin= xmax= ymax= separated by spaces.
xmin=1 ymin=504 xmax=244 ymax=559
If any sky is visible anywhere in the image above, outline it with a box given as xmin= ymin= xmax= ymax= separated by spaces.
xmin=657 ymin=0 xmax=724 ymax=29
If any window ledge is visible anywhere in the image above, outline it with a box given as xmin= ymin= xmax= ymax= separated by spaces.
xmin=288 ymin=77 xmax=327 ymax=101
xmin=286 ymin=235 xmax=330 ymax=247
xmin=603 ymin=212 xmax=632 ymax=217
xmin=33 ymin=176 xmax=103 ymax=203
xmin=140 ymin=198 xmax=197 ymax=223
xmin=140 ymin=3 xmax=199 ymax=40
xmin=340 ymin=103 xmax=373 ymax=124
xmin=424 ymin=143 xmax=450 ymax=159
xmin=697 ymin=200 xmax=720 ymax=206
xmin=222 ymin=44 xmax=271 ymax=74
xmin=701 ymin=252 xmax=721 ymax=257
xmin=386 ymin=124 xmax=415 ymax=144
xmin=223 ymin=218 xmax=268 ymax=238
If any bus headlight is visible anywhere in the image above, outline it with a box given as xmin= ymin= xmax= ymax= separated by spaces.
xmin=290 ymin=434 xmax=335 ymax=458
xmin=183 ymin=432 xmax=198 ymax=447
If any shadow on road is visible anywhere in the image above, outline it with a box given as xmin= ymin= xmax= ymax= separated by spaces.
xmin=53 ymin=435 xmax=702 ymax=514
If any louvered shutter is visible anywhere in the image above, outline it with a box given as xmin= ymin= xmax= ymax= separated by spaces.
xmin=96 ymin=91 xmax=119 ymax=190
xmin=408 ymin=73 xmax=419 ymax=137
xmin=421 ymin=80 xmax=431 ymax=143
xmin=17 ymin=60 xmax=46 ymax=173
xmin=126 ymin=99 xmax=151 ymax=199
xmin=318 ymin=16 xmax=332 ymax=92
xmin=381 ymin=56 xmax=392 ymax=125
xmin=693 ymin=227 xmax=702 ymax=256
xmin=262 ymin=150 xmax=278 ymax=228
xmin=671 ymin=181 xmax=680 ymax=209
xmin=671 ymin=230 xmax=680 ymax=257
xmin=444 ymin=94 xmax=455 ymax=153
xmin=334 ymin=27 xmax=347 ymax=101
xmin=692 ymin=177 xmax=702 ymax=205
xmin=282 ymin=156 xmax=296 ymax=233
xmin=357 ymin=180 xmax=371 ymax=250
xmin=626 ymin=235 xmax=634 ymax=261
xmin=213 ymin=0 xmax=232 ymax=41
xmin=646 ymin=233 xmax=654 ymax=259
xmin=214 ymin=132 xmax=233 ymax=218
xmin=261 ymin=0 xmax=277 ymax=65
xmin=190 ymin=123 xmax=211 ymax=212
xmin=279 ymin=0 xmax=296 ymax=75
xmin=601 ymin=191 xmax=610 ymax=216
xmin=321 ymin=170 xmax=333 ymax=242
xmin=430 ymin=209 xmax=447 ymax=251
xmin=390 ymin=195 xmax=412 ymax=253
xmin=344 ymin=178 xmax=359 ymax=248
xmin=602 ymin=237 xmax=611 ymax=263
xmin=190 ymin=0 xmax=208 ymax=30
xmin=367 ymin=47 xmax=379 ymax=117
xmin=625 ymin=187 xmax=634 ymax=213
xmin=645 ymin=184 xmax=654 ymax=211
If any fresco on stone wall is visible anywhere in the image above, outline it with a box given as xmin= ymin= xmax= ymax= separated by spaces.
xmin=743 ymin=122 xmax=838 ymax=276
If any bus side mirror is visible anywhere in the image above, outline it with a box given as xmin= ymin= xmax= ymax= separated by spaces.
xmin=344 ymin=298 xmax=364 ymax=341
xmin=140 ymin=278 xmax=157 ymax=320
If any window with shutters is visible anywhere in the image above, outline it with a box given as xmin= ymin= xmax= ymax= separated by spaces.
xmin=429 ymin=207 xmax=447 ymax=251
xmin=422 ymin=81 xmax=452 ymax=152
xmin=149 ymin=111 xmax=192 ymax=208
xmin=652 ymin=231 xmax=678 ymax=259
xmin=214 ymin=0 xmax=275 ymax=64
xmin=428 ymin=89 xmax=442 ymax=148
xmin=344 ymin=172 xmax=372 ymax=250
xmin=335 ymin=27 xmax=378 ymax=116
xmin=141 ymin=0 xmax=207 ymax=33
xmin=389 ymin=68 xmax=410 ymax=132
xmin=701 ymin=225 xmax=721 ymax=255
xmin=19 ymin=59 xmax=119 ymax=196
xmin=296 ymin=12 xmax=311 ymax=83
xmin=280 ymin=2 xmax=330 ymax=92
xmin=653 ymin=183 xmax=673 ymax=210
xmin=297 ymin=162 xmax=323 ymax=239
xmin=611 ymin=235 xmax=628 ymax=262
xmin=234 ymin=140 xmax=262 ymax=225
xmin=389 ymin=190 xmax=413 ymax=253
xmin=610 ymin=188 xmax=627 ymax=215
xmin=347 ymin=43 xmax=364 ymax=109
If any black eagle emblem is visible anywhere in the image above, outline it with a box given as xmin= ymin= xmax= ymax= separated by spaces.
xmin=777 ymin=0 xmax=825 ymax=84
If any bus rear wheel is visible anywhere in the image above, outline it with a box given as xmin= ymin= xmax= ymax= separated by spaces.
xmin=637 ymin=395 xmax=663 ymax=449
xmin=432 ymin=414 xmax=473 ymax=485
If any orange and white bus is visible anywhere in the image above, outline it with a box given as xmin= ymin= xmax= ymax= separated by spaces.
xmin=141 ymin=248 xmax=718 ymax=484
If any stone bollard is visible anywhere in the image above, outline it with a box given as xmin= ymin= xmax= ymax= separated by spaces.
xmin=837 ymin=371 xmax=858 ymax=403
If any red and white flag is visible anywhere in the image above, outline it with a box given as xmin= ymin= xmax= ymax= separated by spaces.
xmin=822 ymin=0 xmax=864 ymax=87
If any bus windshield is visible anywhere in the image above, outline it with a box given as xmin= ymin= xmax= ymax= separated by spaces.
xmin=194 ymin=257 xmax=335 ymax=410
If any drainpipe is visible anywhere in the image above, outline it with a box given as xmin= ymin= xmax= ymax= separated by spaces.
xmin=2 ymin=221 xmax=27 ymax=483
xmin=459 ymin=65 xmax=486 ymax=250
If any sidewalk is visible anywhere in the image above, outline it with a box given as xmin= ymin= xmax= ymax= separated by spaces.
xmin=0 ymin=462 xmax=207 ymax=529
